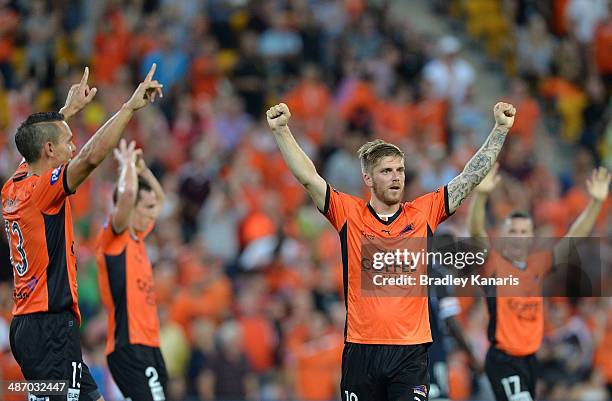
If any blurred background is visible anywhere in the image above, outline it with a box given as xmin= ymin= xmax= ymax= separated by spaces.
xmin=0 ymin=0 xmax=611 ymax=400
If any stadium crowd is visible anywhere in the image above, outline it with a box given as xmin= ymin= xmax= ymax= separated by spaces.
xmin=0 ymin=0 xmax=610 ymax=400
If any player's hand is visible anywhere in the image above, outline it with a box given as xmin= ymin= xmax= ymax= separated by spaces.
xmin=493 ymin=102 xmax=516 ymax=128
xmin=475 ymin=163 xmax=501 ymax=194
xmin=135 ymin=152 xmax=147 ymax=175
xmin=266 ymin=103 xmax=291 ymax=131
xmin=113 ymin=139 xmax=141 ymax=168
xmin=124 ymin=63 xmax=164 ymax=111
xmin=586 ymin=167 xmax=610 ymax=202
xmin=60 ymin=67 xmax=97 ymax=119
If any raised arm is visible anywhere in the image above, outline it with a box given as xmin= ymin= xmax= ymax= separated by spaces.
xmin=111 ymin=140 xmax=140 ymax=233
xmin=266 ymin=103 xmax=327 ymax=210
xmin=65 ymin=64 xmax=163 ymax=192
xmin=136 ymin=154 xmax=165 ymax=218
xmin=565 ymin=167 xmax=610 ymax=237
xmin=467 ymin=163 xmax=500 ymax=238
xmin=447 ymin=102 xmax=515 ymax=213
xmin=59 ymin=67 xmax=97 ymax=120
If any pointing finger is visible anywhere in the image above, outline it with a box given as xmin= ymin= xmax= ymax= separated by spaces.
xmin=145 ymin=63 xmax=157 ymax=82
xmin=80 ymin=67 xmax=89 ymax=86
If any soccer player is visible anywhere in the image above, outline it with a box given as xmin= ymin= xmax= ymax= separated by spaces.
xmin=95 ymin=139 xmax=167 ymax=401
xmin=266 ymin=101 xmax=516 ymax=401
xmin=468 ymin=164 xmax=610 ymax=401
xmin=2 ymin=65 xmax=162 ymax=401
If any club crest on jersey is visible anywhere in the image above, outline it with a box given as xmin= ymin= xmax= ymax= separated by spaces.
xmin=399 ymin=223 xmax=414 ymax=235
xmin=50 ymin=166 xmax=61 ymax=185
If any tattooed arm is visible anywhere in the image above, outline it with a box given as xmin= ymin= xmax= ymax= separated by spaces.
xmin=447 ymin=102 xmax=516 ymax=213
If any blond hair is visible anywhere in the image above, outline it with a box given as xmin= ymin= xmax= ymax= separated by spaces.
xmin=357 ymin=139 xmax=404 ymax=173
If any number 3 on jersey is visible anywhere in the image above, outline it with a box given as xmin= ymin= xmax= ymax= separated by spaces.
xmin=4 ymin=220 xmax=29 ymax=276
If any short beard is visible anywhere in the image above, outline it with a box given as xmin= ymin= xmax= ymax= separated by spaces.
xmin=372 ymin=181 xmax=402 ymax=206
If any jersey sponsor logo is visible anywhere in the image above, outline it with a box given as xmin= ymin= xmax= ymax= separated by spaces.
xmin=507 ymin=298 xmax=540 ymax=322
xmin=50 ymin=166 xmax=61 ymax=185
xmin=137 ymin=276 xmax=156 ymax=306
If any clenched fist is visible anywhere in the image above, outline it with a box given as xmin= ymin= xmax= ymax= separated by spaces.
xmin=267 ymin=103 xmax=291 ymax=131
xmin=493 ymin=102 xmax=516 ymax=128
xmin=586 ymin=167 xmax=610 ymax=202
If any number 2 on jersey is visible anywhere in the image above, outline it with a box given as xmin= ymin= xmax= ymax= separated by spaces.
xmin=4 ymin=220 xmax=29 ymax=276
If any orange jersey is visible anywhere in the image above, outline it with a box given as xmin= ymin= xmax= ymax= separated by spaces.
xmin=96 ymin=217 xmax=160 ymax=354
xmin=484 ymin=250 xmax=552 ymax=356
xmin=2 ymin=162 xmax=80 ymax=321
xmin=321 ymin=184 xmax=452 ymax=345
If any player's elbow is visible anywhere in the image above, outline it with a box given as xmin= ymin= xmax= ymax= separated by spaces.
xmin=300 ymin=173 xmax=321 ymax=191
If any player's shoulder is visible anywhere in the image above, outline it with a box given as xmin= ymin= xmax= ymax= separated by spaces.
xmin=404 ymin=187 xmax=445 ymax=208
xmin=96 ymin=217 xmax=128 ymax=250
xmin=2 ymin=165 xmax=31 ymax=210
xmin=328 ymin=184 xmax=366 ymax=206
xmin=3 ymin=162 xmax=28 ymax=186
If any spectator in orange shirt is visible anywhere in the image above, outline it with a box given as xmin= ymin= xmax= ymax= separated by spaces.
xmin=169 ymin=258 xmax=232 ymax=329
xmin=93 ymin=9 xmax=130 ymax=84
xmin=238 ymin=288 xmax=278 ymax=374
xmin=285 ymin=65 xmax=331 ymax=144
xmin=414 ymin=80 xmax=449 ymax=146
xmin=506 ymin=79 xmax=541 ymax=151
xmin=336 ymin=64 xmax=378 ymax=133
xmin=373 ymin=84 xmax=415 ymax=143
xmin=290 ymin=312 xmax=343 ymax=401
xmin=594 ymin=4 xmax=612 ymax=81
xmin=0 ymin=6 xmax=18 ymax=89
xmin=191 ymin=38 xmax=220 ymax=100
